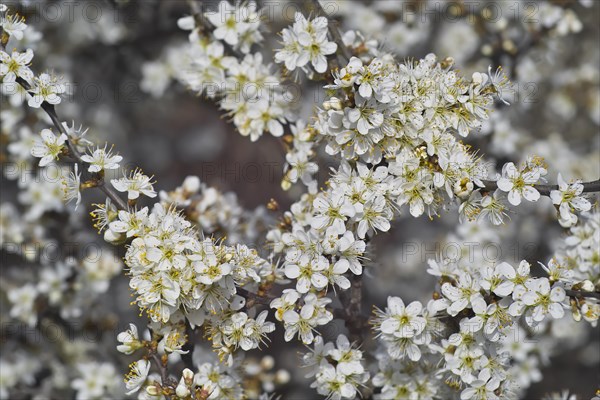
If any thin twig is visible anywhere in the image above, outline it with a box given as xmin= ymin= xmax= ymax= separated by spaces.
xmin=151 ymin=353 xmax=171 ymax=388
xmin=187 ymin=0 xmax=244 ymax=58
xmin=339 ymin=274 xmax=364 ymax=342
xmin=237 ymin=287 xmax=274 ymax=306
xmin=42 ymin=100 xmax=130 ymax=210
xmin=309 ymin=0 xmax=351 ymax=63
xmin=1 ymin=33 xmax=129 ymax=211
xmin=15 ymin=79 xmax=129 ymax=210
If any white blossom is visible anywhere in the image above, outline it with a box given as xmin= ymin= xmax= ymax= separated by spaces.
xmin=496 ymin=162 xmax=542 ymax=206
xmin=62 ymin=163 xmax=82 ymax=209
xmin=125 ymin=359 xmax=151 ymax=395
xmin=379 ymin=297 xmax=426 ymax=338
xmin=117 ymin=323 xmax=141 ymax=355
xmin=275 ymin=12 xmax=337 ymax=74
xmin=80 ymin=145 xmax=123 ymax=172
xmin=31 ymin=128 xmax=68 ymax=167
xmin=111 ymin=169 xmax=157 ymax=200
xmin=520 ymin=278 xmax=566 ymax=324
xmin=0 ymin=49 xmax=34 ymax=83
xmin=0 ymin=12 xmax=27 ymax=40
xmin=550 ymin=173 xmax=591 ymax=227
xmin=27 ymin=72 xmax=66 ymax=108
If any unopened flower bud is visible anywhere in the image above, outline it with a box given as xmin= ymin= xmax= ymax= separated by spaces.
xmin=323 ymin=97 xmax=342 ymax=111
xmin=176 ymin=377 xmax=190 ymax=398
xmin=581 ymin=280 xmax=595 ymax=292
xmin=275 ymin=369 xmax=290 ymax=384
xmin=146 ymin=384 xmax=160 ymax=396
xmin=182 ymin=368 xmax=194 ymax=383
xmin=183 ymin=176 xmax=200 ymax=193
xmin=103 ymin=228 xmax=123 ymax=243
xmin=261 ymin=355 xmax=275 ymax=370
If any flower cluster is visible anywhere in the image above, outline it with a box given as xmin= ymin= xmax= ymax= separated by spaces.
xmin=367 ymin=210 xmax=599 ymax=399
xmin=208 ymin=310 xmax=275 ymax=364
xmin=94 ymin=182 xmax=277 ymax=365
xmin=266 ymin=54 xmax=504 ymax=355
xmin=71 ymin=362 xmax=121 ymax=400
xmin=306 ymin=54 xmax=502 ymax=218
xmin=6 ymin=251 xmax=122 ymax=327
xmin=103 ymin=202 xmax=272 ymax=327
xmin=2 ymin=2 xmax=599 ymax=399
xmin=550 ymin=173 xmax=592 ymax=227
xmin=373 ymin=297 xmax=443 ymax=362
xmin=177 ymin=4 xmax=297 ymax=142
xmin=116 ymin=326 xmax=289 ymax=398
xmin=159 ymin=175 xmax=273 ymax=246
xmin=536 ymin=2 xmax=583 ymax=36
xmin=0 ymin=47 xmax=66 ymax=108
xmin=0 ymin=351 xmax=42 ymax=399
xmin=274 ymin=12 xmax=337 ymax=74
xmin=550 ymin=210 xmax=600 ymax=325
xmin=302 ymin=335 xmax=369 ymax=400
xmin=496 ymin=159 xmax=546 ymax=206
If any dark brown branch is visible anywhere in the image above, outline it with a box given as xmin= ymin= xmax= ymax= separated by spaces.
xmin=479 ymin=179 xmax=600 ymax=196
xmin=338 ymin=274 xmax=365 ymax=342
xmin=237 ymin=287 xmax=275 ymax=306
xmin=566 ymin=289 xmax=600 ymax=300
xmin=150 ymin=352 xmax=175 ymax=391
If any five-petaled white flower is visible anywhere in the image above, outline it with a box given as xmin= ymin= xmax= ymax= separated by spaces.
xmin=520 ymin=278 xmax=566 ymax=323
xmin=441 ymin=272 xmax=487 ymax=316
xmin=379 ymin=297 xmax=426 ymax=338
xmin=117 ymin=323 xmax=141 ymax=355
xmin=111 ymin=168 xmax=157 ymax=200
xmin=496 ymin=162 xmax=541 ymax=206
xmin=62 ymin=163 xmax=82 ymax=209
xmin=1 ymin=12 xmax=28 ymax=40
xmin=27 ymin=72 xmax=66 ymax=108
xmin=0 ymin=49 xmax=34 ymax=83
xmin=281 ymin=293 xmax=332 ymax=344
xmin=311 ymin=191 xmax=356 ymax=234
xmin=80 ymin=145 xmax=123 ymax=172
xmin=460 ymin=369 xmax=501 ymax=400
xmin=31 ymin=128 xmax=68 ymax=167
xmin=125 ymin=359 xmax=150 ymax=395
xmin=285 ymin=254 xmax=329 ymax=293
xmin=549 ymin=173 xmax=591 ymax=227
xmin=205 ymin=0 xmax=260 ymax=50
xmin=274 ymin=12 xmax=337 ymax=74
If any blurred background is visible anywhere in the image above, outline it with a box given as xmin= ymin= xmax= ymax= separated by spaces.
xmin=1 ymin=0 xmax=599 ymax=398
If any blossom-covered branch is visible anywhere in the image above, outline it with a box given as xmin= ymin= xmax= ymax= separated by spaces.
xmin=0 ymin=34 xmax=129 ymax=211
xmin=480 ymin=178 xmax=600 ymax=196
xmin=2 ymin=1 xmax=599 ymax=399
